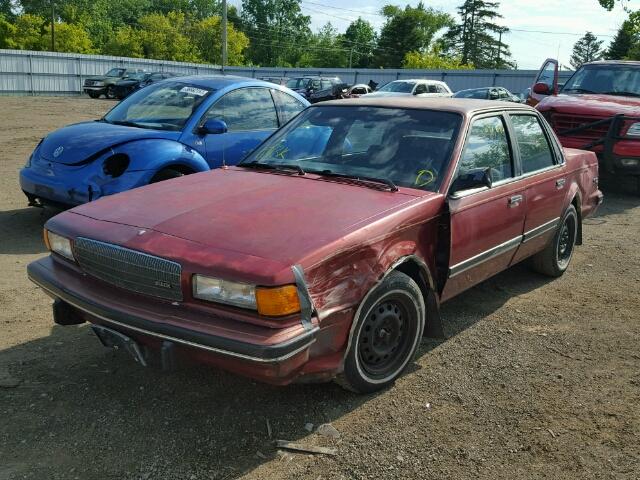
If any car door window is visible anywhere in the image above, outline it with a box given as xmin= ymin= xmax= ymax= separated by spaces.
xmin=510 ymin=115 xmax=556 ymax=174
xmin=499 ymin=88 xmax=510 ymax=99
xmin=206 ymin=88 xmax=278 ymax=132
xmin=436 ymin=85 xmax=447 ymax=93
xmin=458 ymin=116 xmax=513 ymax=182
xmin=537 ymin=61 xmax=556 ymax=88
xmin=414 ymin=84 xmax=427 ymax=94
xmin=428 ymin=84 xmax=438 ymax=93
xmin=272 ymin=90 xmax=306 ymax=125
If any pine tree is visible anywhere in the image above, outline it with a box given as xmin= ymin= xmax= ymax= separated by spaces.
xmin=570 ymin=32 xmax=604 ymax=69
xmin=606 ymin=20 xmax=635 ymax=59
xmin=442 ymin=0 xmax=514 ymax=69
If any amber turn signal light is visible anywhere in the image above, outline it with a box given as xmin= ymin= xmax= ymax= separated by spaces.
xmin=43 ymin=228 xmax=51 ymax=250
xmin=256 ymin=285 xmax=301 ymax=317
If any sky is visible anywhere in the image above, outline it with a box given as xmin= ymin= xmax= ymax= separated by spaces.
xmin=230 ymin=0 xmax=630 ymax=69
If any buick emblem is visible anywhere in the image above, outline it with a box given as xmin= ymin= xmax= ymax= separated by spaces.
xmin=53 ymin=146 xmax=64 ymax=158
xmin=154 ymin=280 xmax=171 ymax=289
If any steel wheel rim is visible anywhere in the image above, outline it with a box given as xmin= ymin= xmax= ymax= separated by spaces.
xmin=556 ymin=214 xmax=576 ymax=268
xmin=357 ymin=294 xmax=416 ymax=380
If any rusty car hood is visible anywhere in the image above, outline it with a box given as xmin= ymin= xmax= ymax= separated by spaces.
xmin=67 ymin=168 xmax=429 ymax=266
xmin=537 ymin=93 xmax=640 ymax=117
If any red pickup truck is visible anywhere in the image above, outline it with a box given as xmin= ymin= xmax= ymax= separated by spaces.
xmin=528 ymin=59 xmax=640 ymax=191
xmin=28 ymin=98 xmax=603 ymax=393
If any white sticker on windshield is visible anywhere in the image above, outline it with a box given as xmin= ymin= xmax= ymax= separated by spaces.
xmin=180 ymin=86 xmax=208 ymax=96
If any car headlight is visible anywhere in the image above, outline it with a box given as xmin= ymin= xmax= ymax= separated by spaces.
xmin=626 ymin=122 xmax=640 ymax=137
xmin=95 ymin=81 xmax=105 ymax=87
xmin=192 ymin=275 xmax=301 ymax=316
xmin=44 ymin=230 xmax=74 ymax=261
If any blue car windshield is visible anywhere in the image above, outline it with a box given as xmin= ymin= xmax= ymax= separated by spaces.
xmin=104 ymin=81 xmax=214 ymax=131
xmin=242 ymin=106 xmax=461 ymax=192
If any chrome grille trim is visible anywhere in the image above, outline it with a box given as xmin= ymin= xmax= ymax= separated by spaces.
xmin=74 ymin=237 xmax=183 ymax=301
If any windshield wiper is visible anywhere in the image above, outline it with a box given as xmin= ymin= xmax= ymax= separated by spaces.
xmin=603 ymin=91 xmax=640 ymax=98
xmin=310 ymin=169 xmax=398 ymax=192
xmin=241 ymin=161 xmax=305 ymax=175
xmin=563 ymin=88 xmax=597 ymax=94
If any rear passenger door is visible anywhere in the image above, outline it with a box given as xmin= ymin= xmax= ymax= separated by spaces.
xmin=202 ymin=87 xmax=279 ymax=167
xmin=508 ymin=113 xmax=567 ymax=263
xmin=442 ymin=114 xmax=526 ymax=301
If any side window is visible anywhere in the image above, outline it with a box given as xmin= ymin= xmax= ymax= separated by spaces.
xmin=499 ymin=88 xmax=510 ymax=99
xmin=458 ymin=116 xmax=513 ymax=182
xmin=414 ymin=84 xmax=427 ymax=94
xmin=206 ymin=88 xmax=278 ymax=132
xmin=428 ymin=84 xmax=438 ymax=93
xmin=537 ymin=61 xmax=556 ymax=87
xmin=510 ymin=115 xmax=556 ymax=173
xmin=436 ymin=85 xmax=447 ymax=93
xmin=272 ymin=90 xmax=305 ymax=125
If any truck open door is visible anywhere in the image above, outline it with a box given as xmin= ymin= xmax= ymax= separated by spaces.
xmin=527 ymin=58 xmax=559 ymax=107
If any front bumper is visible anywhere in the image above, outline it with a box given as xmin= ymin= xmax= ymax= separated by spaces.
xmin=27 ymin=257 xmax=319 ymax=378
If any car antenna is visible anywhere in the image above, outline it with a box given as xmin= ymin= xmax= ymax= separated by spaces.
xmin=221 ymin=102 xmax=228 ymax=170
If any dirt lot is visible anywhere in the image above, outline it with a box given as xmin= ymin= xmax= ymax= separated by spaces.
xmin=0 ymin=97 xmax=639 ymax=480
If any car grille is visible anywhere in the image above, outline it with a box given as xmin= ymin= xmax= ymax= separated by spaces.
xmin=551 ymin=113 xmax=610 ymax=141
xmin=74 ymin=237 xmax=183 ymax=301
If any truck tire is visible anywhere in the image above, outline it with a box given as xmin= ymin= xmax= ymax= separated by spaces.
xmin=105 ymin=85 xmax=116 ymax=100
xmin=336 ymin=270 xmax=425 ymax=393
xmin=530 ymin=204 xmax=578 ymax=277
xmin=87 ymin=91 xmax=100 ymax=99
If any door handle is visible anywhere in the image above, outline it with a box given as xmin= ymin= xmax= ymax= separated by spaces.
xmin=508 ymin=195 xmax=523 ymax=207
xmin=556 ymin=178 xmax=566 ymax=189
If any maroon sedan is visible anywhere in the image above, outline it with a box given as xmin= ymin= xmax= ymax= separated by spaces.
xmin=28 ymin=98 xmax=603 ymax=393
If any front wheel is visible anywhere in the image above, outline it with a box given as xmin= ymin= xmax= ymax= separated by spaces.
xmin=336 ymin=271 xmax=425 ymax=393
xmin=105 ymin=85 xmax=116 ymax=99
xmin=530 ymin=204 xmax=578 ymax=277
xmin=87 ymin=91 xmax=100 ymax=99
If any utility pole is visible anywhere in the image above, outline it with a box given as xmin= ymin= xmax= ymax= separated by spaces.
xmin=496 ymin=29 xmax=503 ymax=68
xmin=50 ymin=0 xmax=55 ymax=52
xmin=221 ymin=0 xmax=228 ymax=70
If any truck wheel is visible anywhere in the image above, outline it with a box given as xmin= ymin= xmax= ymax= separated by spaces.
xmin=336 ymin=270 xmax=425 ymax=394
xmin=105 ymin=85 xmax=116 ymax=99
xmin=150 ymin=169 xmax=185 ymax=183
xmin=530 ymin=204 xmax=578 ymax=277
xmin=87 ymin=91 xmax=100 ymax=99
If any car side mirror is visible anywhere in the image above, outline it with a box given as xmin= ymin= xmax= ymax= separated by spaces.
xmin=450 ymin=168 xmax=493 ymax=196
xmin=533 ymin=82 xmax=551 ymax=95
xmin=199 ymin=118 xmax=228 ymax=135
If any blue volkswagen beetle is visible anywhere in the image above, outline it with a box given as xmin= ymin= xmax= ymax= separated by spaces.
xmin=19 ymin=76 xmax=309 ymax=207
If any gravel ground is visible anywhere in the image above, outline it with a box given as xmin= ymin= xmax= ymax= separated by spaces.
xmin=0 ymin=97 xmax=639 ymax=480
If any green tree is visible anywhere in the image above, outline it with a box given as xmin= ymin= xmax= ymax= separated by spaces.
xmin=403 ymin=46 xmax=474 ymax=69
xmin=309 ymin=22 xmax=348 ymax=68
xmin=41 ymin=21 xmax=94 ymax=53
xmin=103 ymin=25 xmax=144 ymax=57
xmin=442 ymin=0 xmax=514 ymax=69
xmin=240 ymin=0 xmax=312 ymax=67
xmin=570 ymin=31 xmax=604 ymax=68
xmin=606 ymin=20 xmax=636 ymax=59
xmin=136 ymin=11 xmax=200 ymax=62
xmin=0 ymin=13 xmax=17 ymax=47
xmin=376 ymin=2 xmax=452 ymax=68
xmin=9 ymin=13 xmax=44 ymax=50
xmin=1 ymin=0 xmax=16 ymax=20
xmin=342 ymin=17 xmax=376 ymax=68
xmin=190 ymin=15 xmax=249 ymax=65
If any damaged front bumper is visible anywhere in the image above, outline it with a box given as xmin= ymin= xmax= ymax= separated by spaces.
xmin=27 ymin=257 xmax=320 ymax=383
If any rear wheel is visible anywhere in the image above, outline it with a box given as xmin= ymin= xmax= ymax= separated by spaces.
xmin=87 ymin=91 xmax=100 ymax=99
xmin=530 ymin=204 xmax=578 ymax=277
xmin=336 ymin=271 xmax=425 ymax=393
xmin=105 ymin=85 xmax=116 ymax=99
xmin=150 ymin=169 xmax=185 ymax=183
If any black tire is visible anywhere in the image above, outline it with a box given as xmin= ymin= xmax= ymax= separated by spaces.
xmin=105 ymin=85 xmax=116 ymax=100
xmin=87 ymin=91 xmax=100 ymax=99
xmin=150 ymin=169 xmax=185 ymax=183
xmin=530 ymin=204 xmax=578 ymax=277
xmin=336 ymin=270 xmax=425 ymax=394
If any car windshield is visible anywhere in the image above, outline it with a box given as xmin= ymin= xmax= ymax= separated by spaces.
xmin=127 ymin=72 xmax=148 ymax=81
xmin=562 ymin=64 xmax=640 ymax=96
xmin=106 ymin=68 xmax=125 ymax=77
xmin=378 ymin=81 xmax=416 ymax=93
xmin=103 ymin=81 xmax=213 ymax=131
xmin=241 ymin=106 xmax=461 ymax=192
xmin=454 ymin=89 xmax=488 ymax=99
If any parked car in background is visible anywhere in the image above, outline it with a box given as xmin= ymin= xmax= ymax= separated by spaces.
xmin=114 ymin=72 xmax=176 ymax=100
xmin=528 ymin=59 xmax=640 ymax=188
xmin=344 ymin=84 xmax=373 ymax=98
xmin=20 ymin=76 xmax=308 ymax=208
xmin=454 ymin=87 xmax=522 ymax=102
xmin=28 ymin=98 xmax=602 ymax=393
xmin=285 ymin=76 xmax=344 ymax=101
xmin=368 ymin=79 xmax=453 ymax=98
xmin=83 ymin=67 xmax=147 ymax=99
xmin=259 ymin=76 xmax=289 ymax=86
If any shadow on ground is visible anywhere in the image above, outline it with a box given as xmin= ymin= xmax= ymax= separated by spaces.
xmin=0 ymin=207 xmax=58 ymax=255
xmin=0 ymin=259 xmax=555 ymax=480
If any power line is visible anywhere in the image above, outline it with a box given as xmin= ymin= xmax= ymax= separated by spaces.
xmin=301 ymin=0 xmax=383 ymax=18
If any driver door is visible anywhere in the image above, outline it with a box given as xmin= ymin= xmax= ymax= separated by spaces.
xmin=527 ymin=58 xmax=558 ymax=106
xmin=441 ymin=114 xmax=526 ymax=301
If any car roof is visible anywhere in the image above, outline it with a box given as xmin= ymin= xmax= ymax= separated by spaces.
xmin=318 ymin=97 xmax=535 ymax=115
xmin=585 ymin=60 xmax=640 ymax=66
xmin=389 ymin=79 xmax=447 ymax=84
xmin=166 ymin=75 xmax=276 ymax=89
